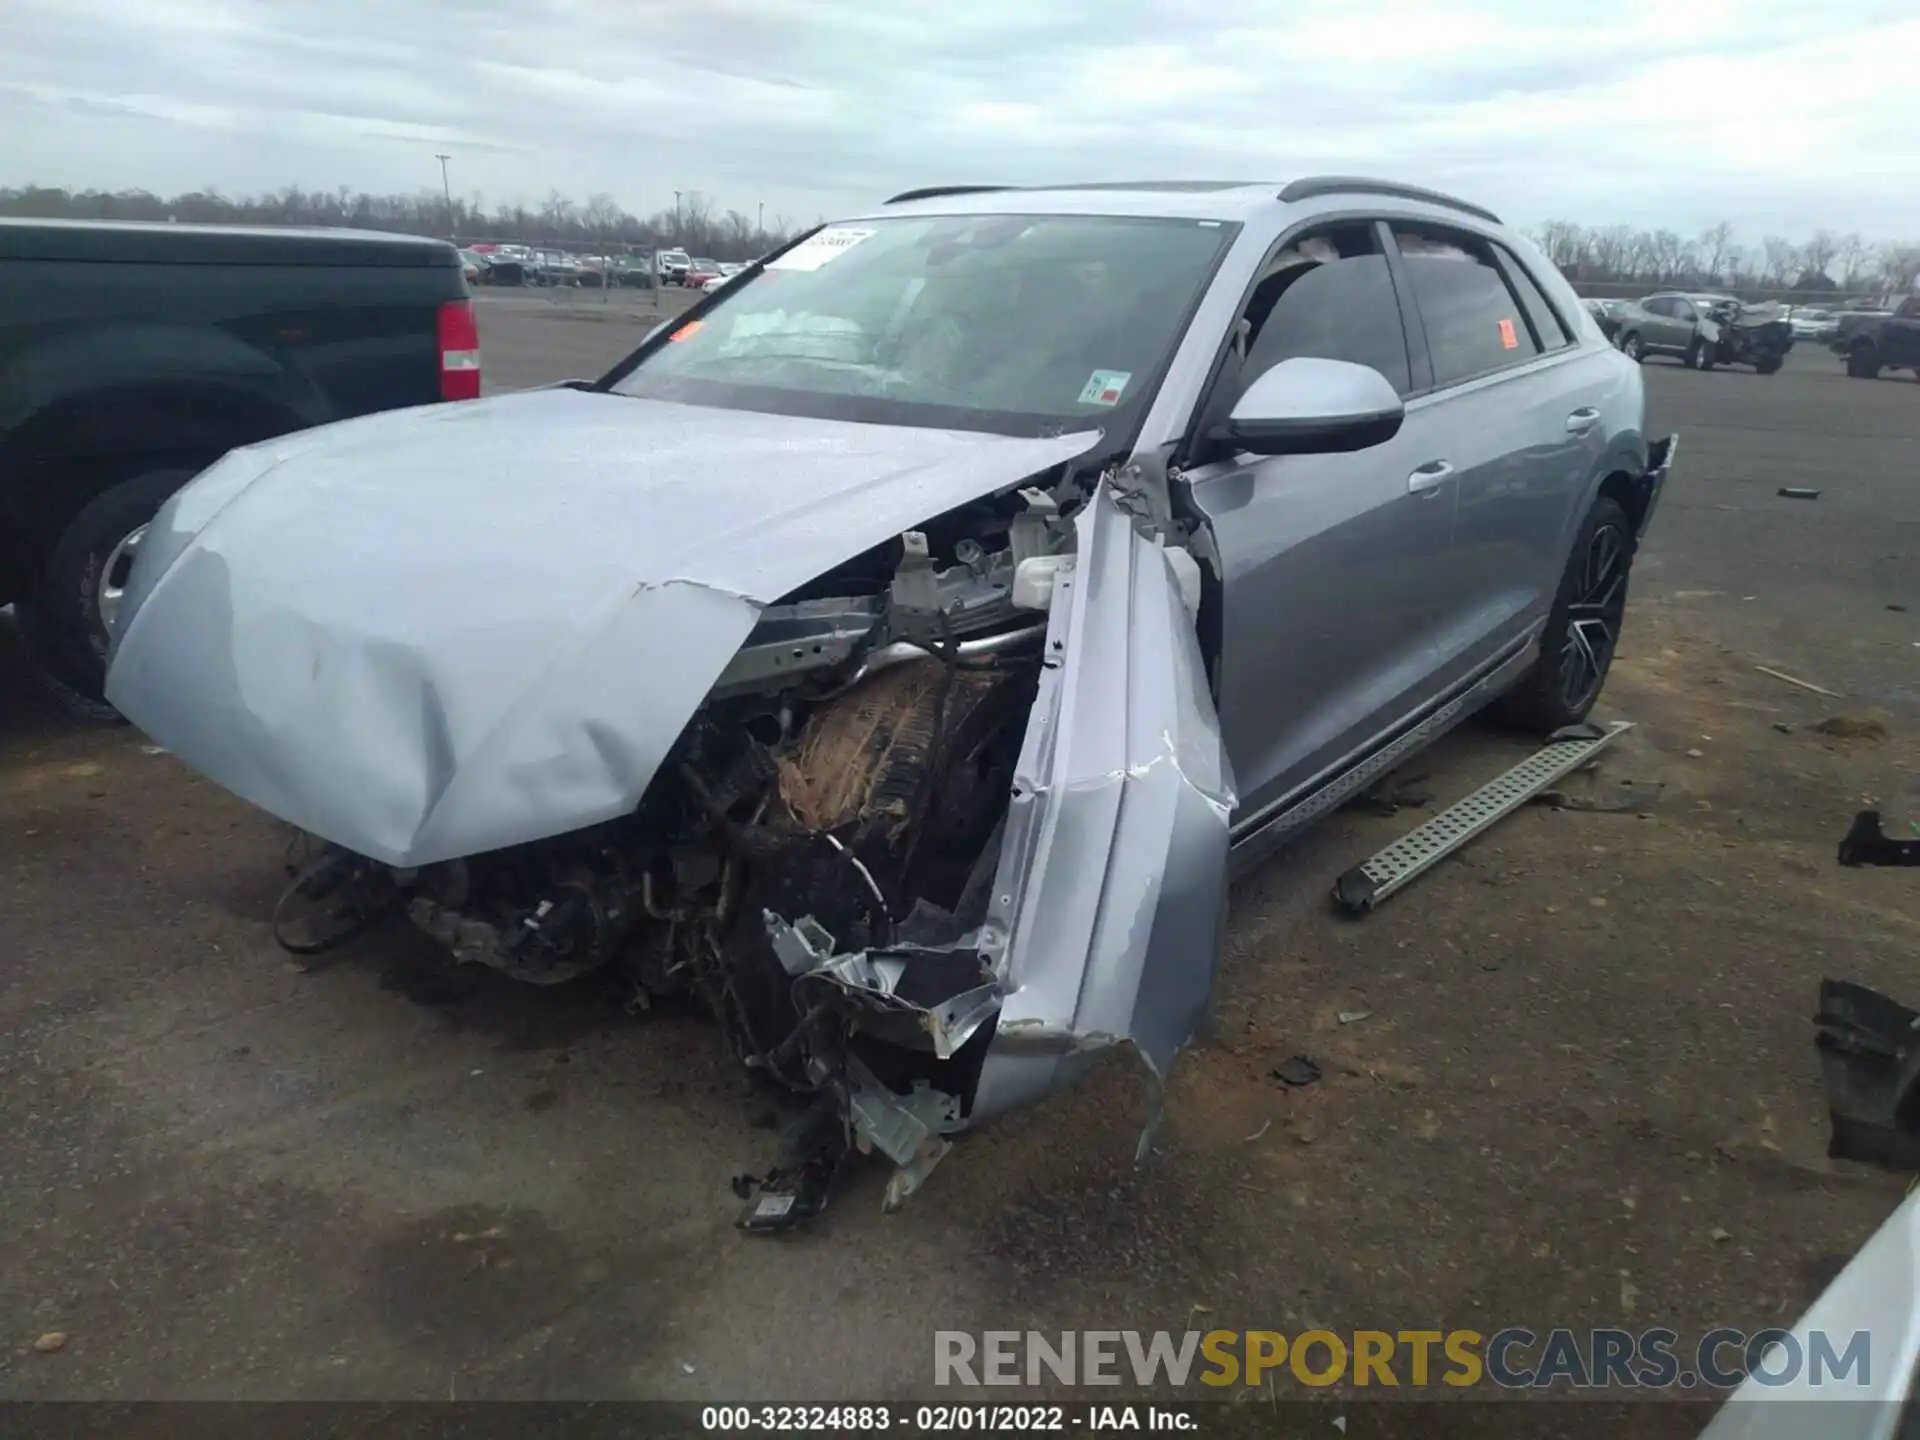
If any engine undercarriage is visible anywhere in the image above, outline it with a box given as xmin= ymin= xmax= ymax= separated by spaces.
xmin=272 ymin=484 xmax=1078 ymax=1227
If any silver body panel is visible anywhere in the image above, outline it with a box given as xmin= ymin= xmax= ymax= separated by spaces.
xmin=106 ymin=179 xmax=1665 ymax=1157
xmin=970 ymin=482 xmax=1234 ymax=1127
xmin=106 ymin=388 xmax=1095 ymax=865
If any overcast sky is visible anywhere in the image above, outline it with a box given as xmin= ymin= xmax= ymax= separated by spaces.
xmin=2 ymin=0 xmax=1916 ymax=240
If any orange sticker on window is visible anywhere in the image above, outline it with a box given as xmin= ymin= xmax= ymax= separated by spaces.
xmin=1498 ymin=317 xmax=1519 ymax=349
xmin=669 ymin=320 xmax=704 ymax=342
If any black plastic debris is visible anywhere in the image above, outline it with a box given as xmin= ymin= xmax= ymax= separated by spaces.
xmin=1273 ymin=1055 xmax=1323 ymax=1088
xmin=1777 ymin=487 xmax=1822 ymax=500
xmin=1815 ymin=980 xmax=1920 ymax=1170
xmin=734 ymin=1092 xmax=850 ymax=1235
xmin=1837 ymin=810 xmax=1920 ymax=868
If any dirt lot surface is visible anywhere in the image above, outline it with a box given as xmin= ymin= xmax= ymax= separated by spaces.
xmin=3 ymin=316 xmax=1916 ymax=1429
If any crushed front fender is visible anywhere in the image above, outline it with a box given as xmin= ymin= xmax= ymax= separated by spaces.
xmin=968 ymin=479 xmax=1236 ymax=1141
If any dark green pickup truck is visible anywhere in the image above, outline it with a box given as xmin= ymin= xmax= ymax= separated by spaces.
xmin=0 ymin=218 xmax=478 ymax=704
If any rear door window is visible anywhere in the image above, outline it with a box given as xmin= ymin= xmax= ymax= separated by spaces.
xmin=1391 ymin=225 xmax=1540 ymax=386
xmin=1497 ymin=248 xmax=1572 ymax=349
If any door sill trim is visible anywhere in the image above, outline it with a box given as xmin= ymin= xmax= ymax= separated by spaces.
xmin=1227 ymin=629 xmax=1541 ymax=877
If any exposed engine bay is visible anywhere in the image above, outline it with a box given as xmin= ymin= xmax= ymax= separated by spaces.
xmin=271 ymin=480 xmax=1127 ymax=1228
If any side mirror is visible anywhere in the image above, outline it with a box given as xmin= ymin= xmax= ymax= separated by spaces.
xmin=1225 ymin=357 xmax=1405 ymax=457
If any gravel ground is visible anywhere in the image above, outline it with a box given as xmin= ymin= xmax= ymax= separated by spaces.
xmin=2 ymin=323 xmax=1915 ymax=1430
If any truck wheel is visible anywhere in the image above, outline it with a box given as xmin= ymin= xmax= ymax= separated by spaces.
xmin=1494 ymin=495 xmax=1635 ymax=733
xmin=1620 ymin=332 xmax=1644 ymax=363
xmin=1846 ymin=346 xmax=1880 ymax=379
xmin=1755 ymin=357 xmax=1782 ymax=375
xmin=26 ymin=467 xmax=198 ymax=705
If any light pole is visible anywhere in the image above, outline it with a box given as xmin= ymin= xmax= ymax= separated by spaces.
xmin=434 ymin=154 xmax=454 ymax=240
xmin=757 ymin=199 xmax=764 ymax=235
xmin=673 ymin=189 xmax=682 ymax=237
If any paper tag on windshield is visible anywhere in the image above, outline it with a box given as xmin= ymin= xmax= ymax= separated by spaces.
xmin=768 ymin=227 xmax=876 ymax=272
xmin=1078 ymin=369 xmax=1132 ymax=406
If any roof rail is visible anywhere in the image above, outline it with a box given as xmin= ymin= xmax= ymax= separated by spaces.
xmin=1277 ymin=176 xmax=1501 ymax=225
xmin=884 ymin=185 xmax=1015 ymax=205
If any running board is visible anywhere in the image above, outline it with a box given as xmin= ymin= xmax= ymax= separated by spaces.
xmin=1331 ymin=721 xmax=1634 ymax=914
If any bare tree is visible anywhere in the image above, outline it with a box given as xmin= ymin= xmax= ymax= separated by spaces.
xmin=1532 ymin=220 xmax=1590 ymax=272
xmin=1696 ymin=221 xmax=1734 ymax=282
xmin=1835 ymin=232 xmax=1869 ymax=289
xmin=1588 ymin=224 xmax=1634 ymax=279
xmin=1876 ymin=243 xmax=1920 ymax=297
xmin=1625 ymin=229 xmax=1658 ymax=281
xmin=1759 ymin=235 xmax=1797 ymax=285
xmin=580 ymin=191 xmax=622 ymax=236
xmin=1799 ymin=229 xmax=1840 ymax=282
xmin=1650 ymin=229 xmax=1687 ymax=281
xmin=537 ymin=189 xmax=576 ymax=240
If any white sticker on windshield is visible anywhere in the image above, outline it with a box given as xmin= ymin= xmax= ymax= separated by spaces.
xmin=768 ymin=227 xmax=877 ymax=272
xmin=1078 ymin=369 xmax=1132 ymax=406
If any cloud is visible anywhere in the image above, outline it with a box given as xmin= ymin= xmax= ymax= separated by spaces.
xmin=0 ymin=0 xmax=1916 ymax=238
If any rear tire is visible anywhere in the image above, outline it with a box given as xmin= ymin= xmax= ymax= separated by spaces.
xmin=1687 ymin=339 xmax=1714 ymax=371
xmin=1620 ymin=333 xmax=1645 ymax=363
xmin=25 ymin=467 xmax=198 ymax=703
xmin=1755 ymin=357 xmax=1782 ymax=375
xmin=1494 ymin=495 xmax=1636 ymax=733
xmin=1846 ymin=346 xmax=1881 ymax=379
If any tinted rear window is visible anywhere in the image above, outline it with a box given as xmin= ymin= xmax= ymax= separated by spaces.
xmin=1393 ymin=226 xmax=1539 ymax=386
xmin=1499 ymin=248 xmax=1571 ymax=349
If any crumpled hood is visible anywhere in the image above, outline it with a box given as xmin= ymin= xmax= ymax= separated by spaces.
xmin=106 ymin=388 xmax=1097 ymax=866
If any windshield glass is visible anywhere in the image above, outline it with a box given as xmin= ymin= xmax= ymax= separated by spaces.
xmin=610 ymin=213 xmax=1236 ymax=436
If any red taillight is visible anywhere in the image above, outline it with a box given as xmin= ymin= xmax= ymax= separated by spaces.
xmin=438 ymin=298 xmax=482 ymax=401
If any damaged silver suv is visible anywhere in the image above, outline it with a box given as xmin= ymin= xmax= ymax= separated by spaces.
xmin=106 ymin=178 xmax=1674 ymax=1227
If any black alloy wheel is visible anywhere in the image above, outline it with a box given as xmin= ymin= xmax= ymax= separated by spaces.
xmin=1559 ymin=517 xmax=1629 ymax=715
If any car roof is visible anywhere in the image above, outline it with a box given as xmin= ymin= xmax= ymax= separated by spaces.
xmin=853 ymin=176 xmax=1506 ymax=235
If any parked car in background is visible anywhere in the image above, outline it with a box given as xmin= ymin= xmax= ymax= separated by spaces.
xmin=1613 ymin=291 xmax=1791 ymax=373
xmin=699 ymin=269 xmax=740 ymax=292
xmin=609 ymin=256 xmax=655 ymax=288
xmin=106 ymin=178 xmax=1672 ymax=1225
xmin=656 ymin=248 xmax=691 ymax=284
xmin=483 ymin=253 xmax=530 ymax=285
xmin=535 ymin=251 xmax=582 ymax=286
xmin=0 ymin=217 xmax=479 ymax=705
xmin=458 ymin=248 xmax=492 ymax=286
xmin=683 ymin=258 xmax=724 ymax=287
xmin=1831 ymin=295 xmax=1920 ymax=379
xmin=1786 ymin=305 xmax=1838 ymax=343
xmin=1583 ymin=297 xmax=1626 ymax=344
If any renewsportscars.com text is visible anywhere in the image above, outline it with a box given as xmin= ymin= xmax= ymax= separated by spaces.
xmin=934 ymin=1328 xmax=1872 ymax=1391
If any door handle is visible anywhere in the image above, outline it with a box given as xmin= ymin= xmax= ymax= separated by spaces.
xmin=1407 ymin=461 xmax=1454 ymax=496
xmin=1566 ymin=407 xmax=1601 ymax=432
